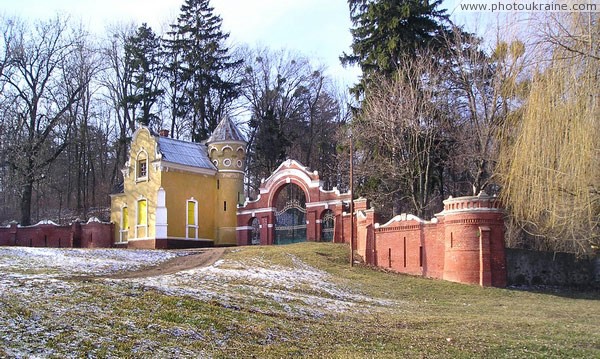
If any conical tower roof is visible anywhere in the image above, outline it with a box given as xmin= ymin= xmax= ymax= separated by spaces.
xmin=207 ymin=117 xmax=245 ymax=144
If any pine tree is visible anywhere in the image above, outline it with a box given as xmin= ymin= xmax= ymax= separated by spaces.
xmin=124 ymin=23 xmax=164 ymax=127
xmin=167 ymin=0 xmax=242 ymax=141
xmin=341 ymin=0 xmax=452 ymax=96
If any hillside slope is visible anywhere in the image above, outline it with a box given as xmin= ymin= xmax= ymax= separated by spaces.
xmin=0 ymin=243 xmax=598 ymax=358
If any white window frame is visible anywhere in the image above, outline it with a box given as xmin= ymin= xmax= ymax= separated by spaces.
xmin=186 ymin=198 xmax=198 ymax=239
xmin=135 ymin=149 xmax=149 ymax=182
xmin=119 ymin=205 xmax=129 ymax=243
xmin=135 ymin=198 xmax=148 ymax=238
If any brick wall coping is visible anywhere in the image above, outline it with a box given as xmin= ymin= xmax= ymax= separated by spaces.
xmin=375 ymin=213 xmax=437 ymax=229
xmin=439 ymin=191 xmax=503 ymax=215
xmin=7 ymin=218 xmax=111 ymax=228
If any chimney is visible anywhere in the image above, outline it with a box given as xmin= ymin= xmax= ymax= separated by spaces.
xmin=159 ymin=129 xmax=169 ymax=137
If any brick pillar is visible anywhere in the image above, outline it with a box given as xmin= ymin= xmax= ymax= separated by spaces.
xmin=71 ymin=222 xmax=82 ymax=248
xmin=307 ymin=210 xmax=317 ymax=241
xmin=479 ymin=226 xmax=492 ymax=286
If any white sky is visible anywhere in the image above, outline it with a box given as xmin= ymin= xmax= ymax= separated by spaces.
xmin=0 ymin=0 xmax=361 ymax=86
xmin=0 ymin=0 xmax=502 ymax=87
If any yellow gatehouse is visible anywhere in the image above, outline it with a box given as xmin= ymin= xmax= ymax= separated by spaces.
xmin=110 ymin=117 xmax=246 ymax=248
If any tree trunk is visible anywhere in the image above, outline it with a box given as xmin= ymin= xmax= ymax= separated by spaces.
xmin=20 ymin=180 xmax=34 ymax=226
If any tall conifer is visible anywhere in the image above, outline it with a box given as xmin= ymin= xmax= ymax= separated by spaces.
xmin=166 ymin=0 xmax=242 ymax=141
xmin=341 ymin=0 xmax=452 ymax=96
xmin=124 ymin=23 xmax=164 ymax=127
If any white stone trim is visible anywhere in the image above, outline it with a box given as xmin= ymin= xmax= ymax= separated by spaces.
xmin=156 ymin=188 xmax=168 ymax=238
xmin=375 ymin=213 xmax=430 ymax=229
xmin=306 ymin=200 xmax=344 ymax=208
xmin=237 ymin=207 xmax=276 ymax=216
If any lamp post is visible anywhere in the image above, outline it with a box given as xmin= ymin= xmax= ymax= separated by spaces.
xmin=349 ymin=132 xmax=354 ymax=267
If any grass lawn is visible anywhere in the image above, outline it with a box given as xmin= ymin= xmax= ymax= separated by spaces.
xmin=1 ymin=242 xmax=598 ymax=358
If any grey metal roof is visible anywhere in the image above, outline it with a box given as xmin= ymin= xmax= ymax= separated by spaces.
xmin=157 ymin=137 xmax=216 ymax=170
xmin=207 ymin=117 xmax=246 ymax=143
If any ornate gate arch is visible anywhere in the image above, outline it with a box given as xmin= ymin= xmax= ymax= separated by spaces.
xmin=274 ymin=183 xmax=307 ymax=244
xmin=237 ymin=159 xmax=351 ymax=246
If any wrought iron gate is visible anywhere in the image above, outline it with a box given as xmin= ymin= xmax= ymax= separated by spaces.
xmin=274 ymin=184 xmax=307 ymax=244
xmin=275 ymin=199 xmax=306 ymax=244
xmin=250 ymin=217 xmax=260 ymax=245
xmin=321 ymin=210 xmax=334 ymax=242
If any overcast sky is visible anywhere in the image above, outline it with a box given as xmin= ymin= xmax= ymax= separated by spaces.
xmin=1 ymin=0 xmax=362 ymax=86
xmin=0 ymin=0 xmax=499 ymax=87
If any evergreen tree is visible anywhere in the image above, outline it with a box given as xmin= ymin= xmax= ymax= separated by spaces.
xmin=161 ymin=30 xmax=186 ymax=138
xmin=252 ymin=108 xmax=291 ymax=176
xmin=124 ymin=23 xmax=164 ymax=127
xmin=167 ymin=0 xmax=242 ymax=141
xmin=341 ymin=0 xmax=452 ymax=96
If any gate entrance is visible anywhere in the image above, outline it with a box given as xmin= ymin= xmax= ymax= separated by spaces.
xmin=237 ymin=159 xmax=352 ymax=246
xmin=321 ymin=210 xmax=334 ymax=242
xmin=274 ymin=183 xmax=306 ymax=244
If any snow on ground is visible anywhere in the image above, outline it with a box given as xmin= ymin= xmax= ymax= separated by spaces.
xmin=0 ymin=247 xmax=189 ymax=358
xmin=116 ymin=253 xmax=397 ymax=319
xmin=0 ymin=246 xmax=397 ymax=356
xmin=0 ymin=247 xmax=394 ymax=319
xmin=0 ymin=246 xmax=183 ymax=276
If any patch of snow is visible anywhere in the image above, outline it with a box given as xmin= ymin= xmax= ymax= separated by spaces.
xmin=0 ymin=246 xmax=400 ymax=356
xmin=0 ymin=247 xmax=184 ymax=276
xmin=113 ymin=253 xmax=396 ymax=319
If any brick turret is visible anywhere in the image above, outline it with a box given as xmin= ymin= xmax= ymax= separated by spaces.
xmin=438 ymin=191 xmax=506 ymax=287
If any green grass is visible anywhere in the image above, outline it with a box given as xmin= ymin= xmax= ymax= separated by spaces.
xmin=1 ymin=242 xmax=598 ymax=358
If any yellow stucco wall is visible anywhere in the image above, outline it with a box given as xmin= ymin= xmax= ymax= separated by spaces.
xmin=209 ymin=141 xmax=246 ymax=246
xmin=110 ymin=128 xmax=161 ymax=243
xmin=215 ymin=172 xmax=244 ymax=245
xmin=161 ymin=170 xmax=217 ymax=242
xmin=110 ymin=193 xmax=127 ymax=243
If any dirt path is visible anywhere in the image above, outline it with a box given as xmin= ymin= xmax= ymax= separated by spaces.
xmin=108 ymin=247 xmax=226 ymax=279
xmin=103 ymin=247 xmax=226 ymax=279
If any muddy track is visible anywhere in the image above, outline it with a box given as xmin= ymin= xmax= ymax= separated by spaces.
xmin=70 ymin=247 xmax=227 ymax=281
xmin=108 ymin=247 xmax=227 ymax=279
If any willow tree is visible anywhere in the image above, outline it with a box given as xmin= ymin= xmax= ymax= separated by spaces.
xmin=499 ymin=13 xmax=599 ymax=254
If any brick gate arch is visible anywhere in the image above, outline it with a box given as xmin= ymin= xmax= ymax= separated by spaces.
xmin=237 ymin=159 xmax=351 ymax=246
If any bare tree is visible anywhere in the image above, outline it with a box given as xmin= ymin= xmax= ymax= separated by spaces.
xmin=240 ymin=47 xmax=346 ymax=196
xmin=0 ymin=16 xmax=89 ymax=225
xmin=444 ymin=30 xmax=526 ymax=196
xmin=99 ymin=23 xmax=137 ymax=184
xmin=354 ymin=53 xmax=450 ymax=218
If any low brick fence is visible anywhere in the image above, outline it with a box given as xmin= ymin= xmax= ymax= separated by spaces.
xmin=0 ymin=219 xmax=114 ymax=248
xmin=353 ymin=192 xmax=507 ymax=287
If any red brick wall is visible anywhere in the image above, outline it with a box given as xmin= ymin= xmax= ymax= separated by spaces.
xmin=357 ymin=193 xmax=506 ymax=287
xmin=0 ymin=221 xmax=114 ymax=248
xmin=80 ymin=221 xmax=115 ymax=248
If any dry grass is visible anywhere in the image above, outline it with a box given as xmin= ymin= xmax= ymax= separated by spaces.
xmin=1 ymin=242 xmax=598 ymax=358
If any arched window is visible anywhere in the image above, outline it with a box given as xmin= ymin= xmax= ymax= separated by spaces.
xmin=135 ymin=150 xmax=148 ymax=182
xmin=186 ymin=198 xmax=198 ymax=239
xmin=119 ymin=206 xmax=129 ymax=243
xmin=136 ymin=199 xmax=148 ymax=238
xmin=321 ymin=210 xmax=334 ymax=242
xmin=250 ymin=217 xmax=260 ymax=245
